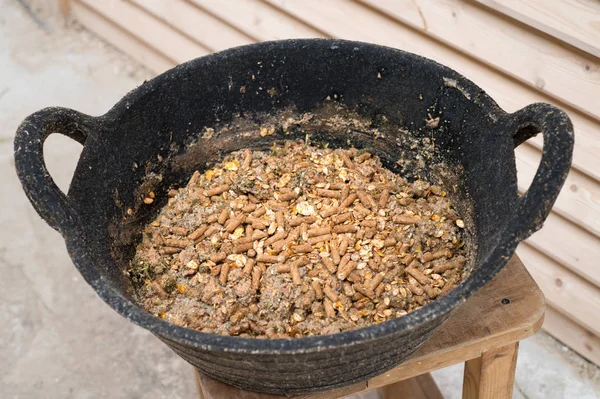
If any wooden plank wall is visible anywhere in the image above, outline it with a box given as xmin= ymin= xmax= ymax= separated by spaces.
xmin=67 ymin=0 xmax=600 ymax=365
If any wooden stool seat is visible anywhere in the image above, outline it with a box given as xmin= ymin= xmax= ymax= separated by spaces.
xmin=196 ymin=256 xmax=544 ymax=399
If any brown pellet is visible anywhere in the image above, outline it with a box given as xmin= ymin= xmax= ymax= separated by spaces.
xmin=289 ymin=216 xmax=317 ymax=227
xmin=204 ymin=225 xmax=219 ymax=238
xmin=308 ymin=227 xmax=331 ymax=237
xmin=407 ymin=277 xmax=425 ymax=295
xmin=251 ymin=206 xmax=266 ymax=218
xmin=433 ymin=262 xmax=457 ymax=274
xmin=210 ymin=252 xmax=227 ymax=263
xmin=347 ymin=271 xmax=362 ymax=284
xmin=356 ymin=229 xmax=365 ymax=240
xmin=171 ymin=226 xmax=189 ymax=236
xmin=233 ymin=242 xmax=254 ymax=254
xmin=247 ymin=194 xmax=259 ymax=204
xmin=245 ymin=224 xmax=254 ymax=237
xmin=188 ymin=170 xmax=201 ymax=185
xmin=339 ymin=237 xmax=349 ymax=255
xmin=323 ymin=284 xmax=338 ymax=302
xmin=353 ymin=204 xmax=371 ymax=217
xmin=252 ymin=230 xmax=268 ymax=240
xmin=243 ymin=258 xmax=255 ymax=275
xmin=422 ymin=249 xmax=452 ymax=262
xmin=333 ymin=224 xmax=357 ymax=234
xmin=401 ymin=254 xmax=415 ymax=265
xmin=162 ymin=247 xmax=182 ymax=255
xmin=164 ymin=238 xmax=192 ymax=248
xmin=340 ymin=185 xmax=350 ymax=202
xmin=251 ymin=267 xmax=262 ymax=291
xmin=333 ymin=212 xmax=353 ymax=224
xmin=320 ymin=206 xmax=339 ymax=218
xmin=337 ymin=261 xmax=357 ymax=280
xmin=355 ymin=152 xmax=371 ymax=163
xmin=218 ymin=209 xmax=230 ymax=225
xmin=292 ymin=243 xmax=312 ymax=253
xmin=375 ymin=282 xmax=385 ymax=298
xmin=393 ymin=214 xmax=419 ymax=224
xmin=311 ymin=280 xmax=323 ymax=299
xmin=308 ymin=234 xmax=332 ymax=245
xmin=339 ymin=152 xmax=354 ymax=169
xmin=406 ymin=267 xmax=432 ymax=285
xmin=353 ymin=283 xmax=372 ymax=298
xmin=366 ymin=273 xmax=385 ymax=293
xmin=383 ymin=237 xmax=397 ymax=247
xmin=188 ymin=226 xmax=208 ymax=241
xmin=277 ymin=191 xmax=298 ymax=202
xmin=423 ymin=284 xmax=437 ymax=298
xmin=324 ymin=299 xmax=336 ymax=318
xmin=168 ymin=189 xmax=178 ymax=197
xmin=251 ymin=220 xmax=267 ymax=230
xmin=321 ymin=256 xmax=337 ymax=274
xmin=360 ymin=220 xmax=377 ymax=228
xmin=331 ymin=241 xmax=341 ymax=265
xmin=339 ymin=193 xmax=357 ymax=209
xmin=242 ymin=203 xmax=256 ymax=213
xmin=207 ymin=214 xmax=218 ymax=224
xmin=378 ymin=189 xmax=390 ymax=207
xmin=317 ymin=189 xmax=341 ymax=198
xmin=290 ymin=264 xmax=302 ymax=285
xmin=256 ymin=254 xmax=279 ymax=263
xmin=235 ymin=236 xmax=254 ymax=245
xmin=271 ymin=239 xmax=288 ymax=253
xmin=204 ymin=184 xmax=230 ymax=197
xmin=276 ymin=264 xmax=291 ymax=273
xmin=242 ymin=148 xmax=252 ymax=169
xmin=219 ymin=264 xmax=230 ymax=285
xmin=343 ymin=282 xmax=356 ymax=297
xmin=247 ymin=249 xmax=257 ymax=258
xmin=267 ymin=200 xmax=288 ymax=210
xmin=357 ymin=191 xmax=377 ymax=210
xmin=399 ymin=242 xmax=410 ymax=254
xmin=275 ymin=211 xmax=285 ymax=230
xmin=225 ymin=215 xmax=245 ymax=233
xmin=210 ymin=264 xmax=221 ymax=277
xmin=265 ymin=230 xmax=288 ymax=246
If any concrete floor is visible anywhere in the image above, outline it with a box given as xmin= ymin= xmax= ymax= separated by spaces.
xmin=0 ymin=1 xmax=598 ymax=398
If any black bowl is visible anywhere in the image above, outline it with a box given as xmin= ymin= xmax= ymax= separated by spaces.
xmin=14 ymin=39 xmax=573 ymax=394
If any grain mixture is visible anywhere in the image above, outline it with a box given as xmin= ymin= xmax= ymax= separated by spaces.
xmin=130 ymin=141 xmax=468 ymax=338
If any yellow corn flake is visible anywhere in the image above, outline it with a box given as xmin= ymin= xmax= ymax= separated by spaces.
xmin=176 ymin=284 xmax=186 ymax=293
xmin=186 ymin=260 xmax=199 ymax=269
xmin=431 ymin=214 xmax=440 ymax=221
xmin=224 ymin=160 xmax=240 ymax=171
xmin=276 ymin=173 xmax=292 ymax=188
xmin=338 ymin=169 xmax=349 ymax=181
xmin=232 ymin=226 xmax=245 ymax=239
xmin=295 ymin=201 xmax=315 ymax=216
xmin=260 ymin=126 xmax=275 ymax=136
xmin=204 ymin=169 xmax=217 ymax=181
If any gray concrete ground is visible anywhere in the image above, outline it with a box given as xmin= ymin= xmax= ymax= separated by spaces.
xmin=0 ymin=0 xmax=598 ymax=398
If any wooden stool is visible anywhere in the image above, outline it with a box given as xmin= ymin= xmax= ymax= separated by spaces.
xmin=195 ymin=256 xmax=544 ymax=399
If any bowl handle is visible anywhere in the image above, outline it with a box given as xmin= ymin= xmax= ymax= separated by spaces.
xmin=508 ymin=103 xmax=574 ymax=241
xmin=14 ymin=107 xmax=96 ymax=234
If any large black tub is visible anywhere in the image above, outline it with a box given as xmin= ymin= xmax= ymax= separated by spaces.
xmin=14 ymin=40 xmax=573 ymax=394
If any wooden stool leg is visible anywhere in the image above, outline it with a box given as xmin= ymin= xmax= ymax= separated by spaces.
xmin=378 ymin=373 xmax=444 ymax=399
xmin=462 ymin=343 xmax=519 ymax=399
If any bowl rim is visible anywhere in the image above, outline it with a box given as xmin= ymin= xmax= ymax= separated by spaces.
xmin=65 ymin=38 xmax=519 ymax=354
